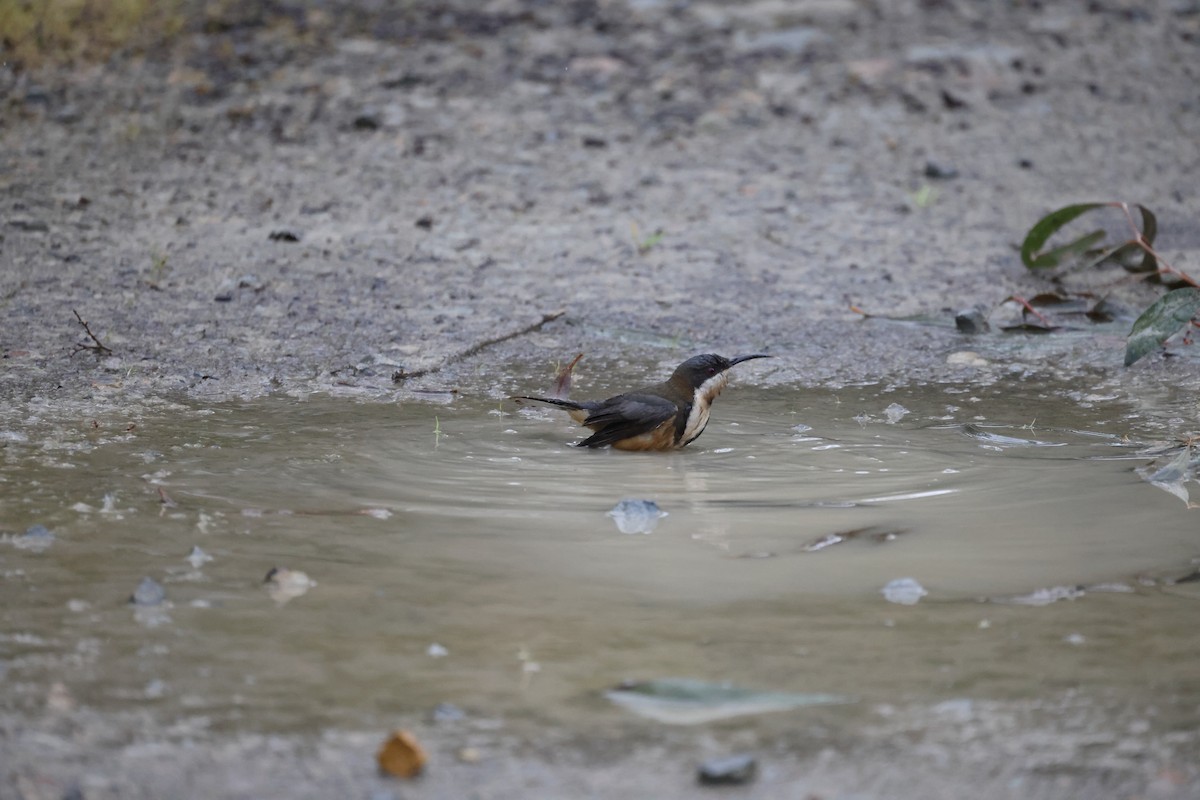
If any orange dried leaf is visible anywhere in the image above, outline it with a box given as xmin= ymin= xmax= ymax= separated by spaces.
xmin=377 ymin=729 xmax=427 ymax=778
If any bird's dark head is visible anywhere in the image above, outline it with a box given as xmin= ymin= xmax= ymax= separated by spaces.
xmin=670 ymin=353 xmax=770 ymax=391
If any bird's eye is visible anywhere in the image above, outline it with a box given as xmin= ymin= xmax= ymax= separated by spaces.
xmin=707 ymin=367 xmax=717 ymax=375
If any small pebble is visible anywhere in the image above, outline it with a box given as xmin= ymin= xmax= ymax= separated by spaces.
xmin=698 ymin=753 xmax=758 ymax=785
xmin=955 ymin=307 xmax=990 ymax=334
xmin=924 ymin=160 xmax=959 ymax=179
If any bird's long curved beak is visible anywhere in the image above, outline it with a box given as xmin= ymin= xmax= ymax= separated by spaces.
xmin=730 ymin=353 xmax=772 ymax=366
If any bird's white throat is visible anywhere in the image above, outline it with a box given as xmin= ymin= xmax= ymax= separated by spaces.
xmin=680 ymin=372 xmax=730 ymax=445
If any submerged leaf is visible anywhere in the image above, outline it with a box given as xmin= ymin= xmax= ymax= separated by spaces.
xmin=606 ymin=678 xmax=850 ymax=725
xmin=961 ymin=424 xmax=1066 ymax=448
xmin=1136 ymin=445 xmax=1198 ymax=507
xmin=1124 ymin=287 xmax=1200 ymax=366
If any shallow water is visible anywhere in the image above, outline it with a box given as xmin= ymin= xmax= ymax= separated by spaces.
xmin=1 ymin=380 xmax=1198 ymax=734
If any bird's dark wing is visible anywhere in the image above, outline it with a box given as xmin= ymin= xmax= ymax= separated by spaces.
xmin=577 ymin=392 xmax=679 ymax=448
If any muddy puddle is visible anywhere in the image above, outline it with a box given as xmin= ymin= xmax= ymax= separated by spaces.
xmin=2 ymin=378 xmax=1198 ymax=737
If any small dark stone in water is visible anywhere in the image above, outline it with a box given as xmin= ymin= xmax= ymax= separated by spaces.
xmin=130 ymin=577 xmax=166 ymax=606
xmin=415 ymin=215 xmax=434 ymax=230
xmin=955 ymin=307 xmax=990 ymax=334
xmin=430 ymin=702 xmax=467 ymax=723
xmin=698 ymin=753 xmax=758 ymax=785
xmin=924 ymin=160 xmax=958 ymax=180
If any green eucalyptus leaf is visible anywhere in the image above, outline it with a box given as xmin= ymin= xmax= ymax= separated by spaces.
xmin=1124 ymin=287 xmax=1200 ymax=366
xmin=1020 ymin=202 xmax=1157 ymax=272
xmin=1020 ymin=203 xmax=1108 ymax=269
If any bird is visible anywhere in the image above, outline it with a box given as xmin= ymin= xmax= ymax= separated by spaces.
xmin=512 ymin=353 xmax=771 ymax=451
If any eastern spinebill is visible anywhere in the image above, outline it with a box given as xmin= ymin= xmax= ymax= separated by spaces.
xmin=512 ymin=353 xmax=770 ymax=451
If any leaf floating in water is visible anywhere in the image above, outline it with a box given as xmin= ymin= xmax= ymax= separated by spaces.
xmin=186 ymin=545 xmax=213 ymax=569
xmin=1135 ymin=444 xmax=1199 ymax=507
xmin=1124 ymin=288 xmax=1200 ymax=367
xmin=804 ymin=526 xmax=906 ymax=552
xmin=883 ymin=403 xmax=910 ymax=424
xmin=607 ymin=499 xmax=668 ymax=534
xmin=960 ymin=424 xmax=1066 ymax=448
xmin=605 ymin=678 xmax=850 ymax=725
xmin=991 ymin=585 xmax=1084 ymax=606
xmin=264 ymin=566 xmax=316 ymax=605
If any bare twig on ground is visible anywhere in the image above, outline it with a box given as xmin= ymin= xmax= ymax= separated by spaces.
xmin=392 ymin=309 xmax=566 ymax=382
xmin=70 ymin=309 xmax=113 ymax=356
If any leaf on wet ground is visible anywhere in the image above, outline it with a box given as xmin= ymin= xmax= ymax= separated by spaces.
xmin=1020 ymin=202 xmax=1156 ymax=273
xmin=1124 ymin=287 xmax=1200 ymax=366
xmin=605 ymin=678 xmax=850 ymax=725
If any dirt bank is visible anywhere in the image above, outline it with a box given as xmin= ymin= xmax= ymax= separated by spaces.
xmin=3 ymin=0 xmax=1199 ymax=412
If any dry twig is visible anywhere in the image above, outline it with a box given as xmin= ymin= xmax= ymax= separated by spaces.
xmin=392 ymin=309 xmax=566 ymax=382
xmin=71 ymin=309 xmax=113 ymax=356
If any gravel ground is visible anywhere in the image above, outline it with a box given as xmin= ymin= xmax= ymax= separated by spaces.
xmin=3 ymin=0 xmax=1199 ymax=410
